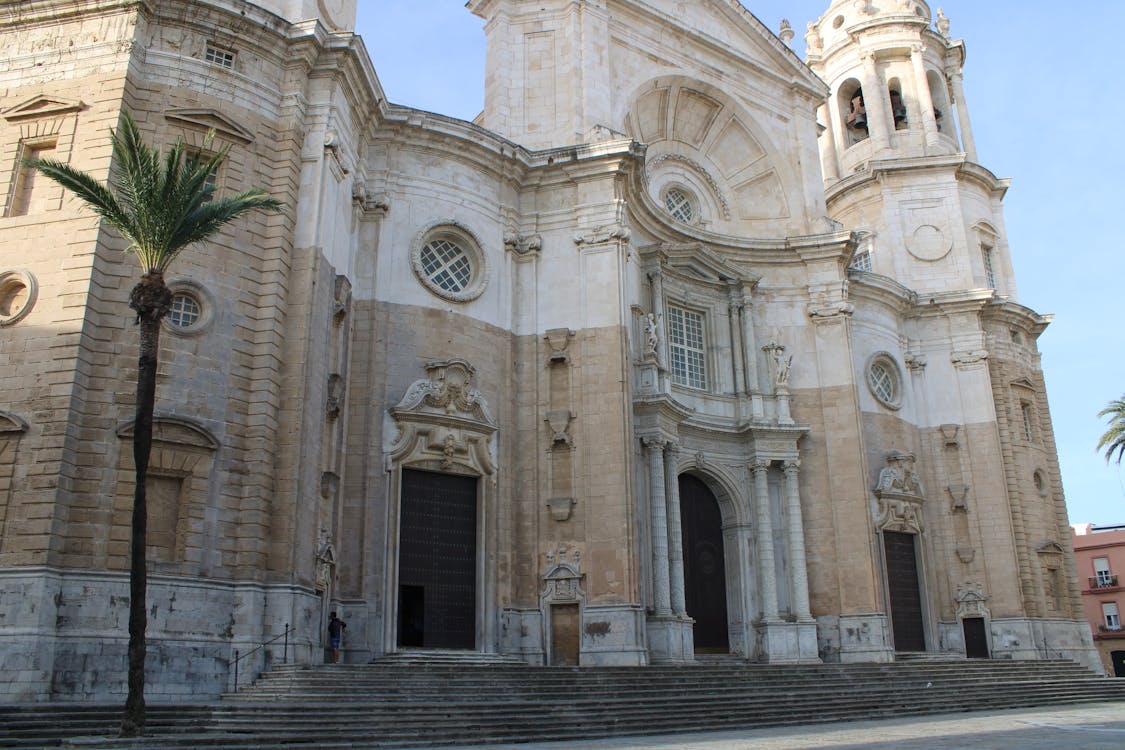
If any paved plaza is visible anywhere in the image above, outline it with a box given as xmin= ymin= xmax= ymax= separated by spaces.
xmin=445 ymin=702 xmax=1125 ymax=750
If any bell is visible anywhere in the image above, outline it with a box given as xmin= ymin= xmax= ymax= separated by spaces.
xmin=849 ymin=111 xmax=867 ymax=129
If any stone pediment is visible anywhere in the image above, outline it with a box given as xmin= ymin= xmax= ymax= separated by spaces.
xmin=164 ymin=108 xmax=254 ymax=144
xmin=391 ymin=359 xmax=497 ymax=430
xmin=387 ymin=359 xmax=497 ymax=477
xmin=2 ymin=95 xmax=84 ymax=122
xmin=116 ymin=416 xmax=219 ymax=451
xmin=1009 ymin=377 xmax=1036 ymax=390
xmin=0 ymin=411 xmax=29 ymax=434
xmin=641 ymin=243 xmax=758 ymax=289
xmin=874 ymin=452 xmax=925 ymax=534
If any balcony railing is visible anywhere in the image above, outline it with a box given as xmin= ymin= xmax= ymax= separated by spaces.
xmin=1098 ymin=624 xmax=1122 ymax=633
xmin=1089 ymin=574 xmax=1118 ymax=589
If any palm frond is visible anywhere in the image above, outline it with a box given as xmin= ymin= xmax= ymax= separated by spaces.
xmin=1096 ymin=397 xmax=1125 ymax=464
xmin=25 ymin=110 xmax=283 ymax=275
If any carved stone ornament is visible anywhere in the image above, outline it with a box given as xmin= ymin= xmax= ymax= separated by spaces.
xmin=542 ymin=548 xmax=584 ymax=604
xmin=387 ymin=359 xmax=497 ymax=477
xmin=504 ymin=229 xmax=542 ymax=256
xmin=545 ymin=328 xmax=574 ymax=365
xmin=947 ymin=484 xmax=969 ymax=512
xmin=955 ymin=581 xmax=989 ymax=620
xmin=574 ymin=224 xmax=630 ymax=247
xmin=320 ymin=472 xmax=340 ymax=499
xmin=807 ymin=282 xmax=854 ymax=321
xmin=0 ymin=411 xmax=29 ymax=435
xmin=874 ymin=452 xmax=925 ymax=534
xmin=326 ymin=373 xmax=344 ymax=418
xmin=315 ymin=526 xmax=337 ymax=593
xmin=546 ymin=410 xmax=575 ymax=447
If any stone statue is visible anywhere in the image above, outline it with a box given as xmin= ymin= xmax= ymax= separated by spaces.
xmin=644 ymin=313 xmax=660 ymax=358
xmin=779 ymin=19 xmax=795 ymax=45
xmin=776 ymin=354 xmax=792 ymax=386
xmin=805 ymin=22 xmax=822 ymax=54
xmin=936 ymin=8 xmax=950 ymax=37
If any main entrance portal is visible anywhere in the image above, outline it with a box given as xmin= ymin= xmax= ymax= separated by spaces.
xmin=398 ymin=469 xmax=478 ymax=649
xmin=884 ymin=530 xmax=926 ymax=652
xmin=679 ymin=474 xmax=729 ymax=652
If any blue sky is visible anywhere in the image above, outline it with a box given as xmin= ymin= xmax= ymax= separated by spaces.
xmin=357 ymin=1 xmax=1125 ymax=526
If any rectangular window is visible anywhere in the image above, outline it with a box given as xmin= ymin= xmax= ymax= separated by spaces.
xmin=667 ymin=305 xmax=707 ymax=390
xmin=1095 ymin=558 xmax=1113 ymax=587
xmin=9 ymin=141 xmax=57 ymax=217
xmin=982 ymin=246 xmax=996 ymax=289
xmin=850 ymin=250 xmax=872 ymax=272
xmin=205 ymin=43 xmax=236 ymax=69
xmin=1104 ymin=602 xmax=1121 ymax=630
xmin=185 ymin=148 xmax=219 ymax=198
xmin=1020 ymin=401 xmax=1034 ymax=442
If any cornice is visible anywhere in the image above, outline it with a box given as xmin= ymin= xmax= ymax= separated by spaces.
xmin=982 ymin=299 xmax=1052 ymax=336
xmin=825 ymin=153 xmax=1009 ymax=205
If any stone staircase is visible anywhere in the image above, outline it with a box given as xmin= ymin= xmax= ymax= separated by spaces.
xmin=1 ymin=657 xmax=1123 ymax=749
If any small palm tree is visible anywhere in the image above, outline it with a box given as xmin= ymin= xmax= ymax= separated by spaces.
xmin=26 ymin=111 xmax=281 ymax=737
xmin=1098 ymin=397 xmax=1125 ymax=465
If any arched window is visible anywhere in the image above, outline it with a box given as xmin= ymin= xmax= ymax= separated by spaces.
xmin=888 ymin=79 xmax=908 ymax=130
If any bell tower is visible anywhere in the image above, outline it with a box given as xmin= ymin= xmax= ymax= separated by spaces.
xmin=806 ymin=1 xmax=1008 ymax=298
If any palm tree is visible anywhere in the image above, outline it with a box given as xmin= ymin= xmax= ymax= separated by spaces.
xmin=1098 ymin=397 xmax=1125 ymax=465
xmin=26 ymin=111 xmax=281 ymax=737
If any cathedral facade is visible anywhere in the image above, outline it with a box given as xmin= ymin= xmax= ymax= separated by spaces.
xmin=0 ymin=0 xmax=1098 ymax=701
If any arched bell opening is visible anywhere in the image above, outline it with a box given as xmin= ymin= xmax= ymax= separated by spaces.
xmin=888 ymin=78 xmax=908 ymax=130
xmin=839 ymin=78 xmax=868 ymax=145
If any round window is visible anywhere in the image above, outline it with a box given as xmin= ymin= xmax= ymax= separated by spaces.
xmin=866 ymin=353 xmax=903 ymax=409
xmin=664 ymin=188 xmax=695 ymax=223
xmin=0 ymin=270 xmax=38 ymax=326
xmin=411 ymin=222 xmax=488 ymax=303
xmin=163 ymin=280 xmax=213 ymax=335
xmin=168 ymin=292 xmax=202 ymax=329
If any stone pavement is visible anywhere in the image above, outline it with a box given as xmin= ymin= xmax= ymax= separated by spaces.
xmin=443 ymin=701 xmax=1125 ymax=750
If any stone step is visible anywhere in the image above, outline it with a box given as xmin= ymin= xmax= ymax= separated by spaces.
xmin=2 ymin=659 xmax=1117 ymax=749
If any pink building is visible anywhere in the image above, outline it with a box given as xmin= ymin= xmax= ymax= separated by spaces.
xmin=1072 ymin=523 xmax=1125 ymax=676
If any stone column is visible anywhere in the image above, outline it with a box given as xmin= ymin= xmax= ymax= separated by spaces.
xmin=739 ymin=291 xmax=764 ymax=419
xmin=818 ymin=102 xmax=841 ymax=182
xmin=728 ymin=300 xmax=745 ymax=396
xmin=663 ymin=442 xmax=687 ymax=617
xmin=751 ymin=459 xmax=779 ymax=621
xmin=948 ymin=70 xmax=978 ymax=162
xmin=645 ymin=437 xmax=672 ymax=616
xmin=910 ymin=45 xmax=940 ymax=149
xmin=861 ymin=52 xmax=892 ymax=151
xmin=783 ymin=460 xmax=812 ymax=621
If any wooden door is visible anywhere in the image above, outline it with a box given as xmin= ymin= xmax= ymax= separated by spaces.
xmin=883 ymin=531 xmax=926 ymax=652
xmin=962 ymin=617 xmax=989 ymax=658
xmin=679 ymin=474 xmax=729 ymax=652
xmin=550 ymin=603 xmax=580 ymax=666
xmin=398 ymin=469 xmax=477 ymax=649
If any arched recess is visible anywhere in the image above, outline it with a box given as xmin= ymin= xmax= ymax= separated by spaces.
xmin=623 ymin=76 xmax=793 ymax=230
xmin=114 ymin=416 xmax=219 ymax=567
xmin=674 ymin=464 xmax=752 ymax=657
xmin=926 ymin=70 xmax=952 ymax=136
xmin=0 ymin=411 xmax=29 ymax=555
xmin=384 ymin=359 xmax=498 ymax=655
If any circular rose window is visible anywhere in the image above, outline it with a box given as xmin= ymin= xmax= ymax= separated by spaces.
xmin=411 ymin=222 xmax=488 ymax=303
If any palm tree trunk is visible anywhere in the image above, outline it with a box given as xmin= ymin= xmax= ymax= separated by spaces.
xmin=120 ymin=274 xmax=171 ymax=738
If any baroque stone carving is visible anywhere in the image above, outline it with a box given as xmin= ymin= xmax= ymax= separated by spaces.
xmin=326 ymin=374 xmax=344 ymax=418
xmin=387 ymin=359 xmax=497 ymax=477
xmin=574 ymin=224 xmax=630 ymax=247
xmin=315 ymin=526 xmax=337 ymax=592
xmin=546 ymin=410 xmax=575 ymax=447
xmin=504 ymin=229 xmax=542 ymax=256
xmin=543 ymin=548 xmax=584 ymax=603
xmin=874 ymin=452 xmax=925 ymax=534
xmin=955 ymin=581 xmax=989 ymax=619
xmin=545 ymin=328 xmax=574 ymax=365
xmin=546 ymin=496 xmax=576 ymax=522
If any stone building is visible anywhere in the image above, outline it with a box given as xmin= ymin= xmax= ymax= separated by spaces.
xmin=1072 ymin=523 xmax=1125 ymax=676
xmin=0 ymin=0 xmax=1098 ymax=701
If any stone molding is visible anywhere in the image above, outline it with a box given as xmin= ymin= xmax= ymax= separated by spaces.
xmin=115 ymin=415 xmax=219 ymax=451
xmin=874 ymin=451 xmax=924 ymax=534
xmin=387 ymin=359 xmax=497 ymax=477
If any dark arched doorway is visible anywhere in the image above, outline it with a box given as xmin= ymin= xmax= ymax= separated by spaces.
xmin=679 ymin=474 xmax=729 ymax=652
